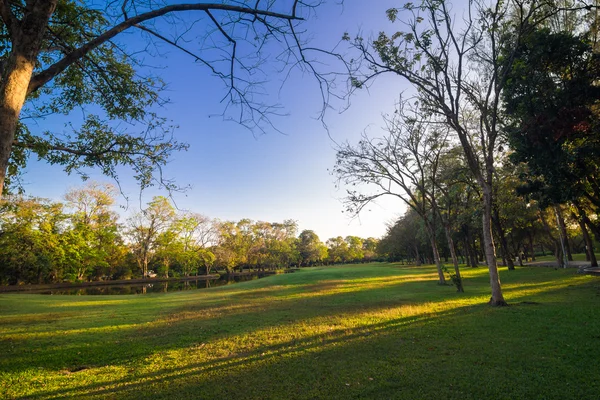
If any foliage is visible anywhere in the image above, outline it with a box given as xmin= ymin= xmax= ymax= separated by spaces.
xmin=0 ymin=0 xmax=323 ymax=195
xmin=503 ymin=28 xmax=600 ymax=210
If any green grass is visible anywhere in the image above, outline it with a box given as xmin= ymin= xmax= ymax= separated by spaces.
xmin=531 ymin=252 xmax=599 ymax=262
xmin=1 ymin=263 xmax=599 ymax=399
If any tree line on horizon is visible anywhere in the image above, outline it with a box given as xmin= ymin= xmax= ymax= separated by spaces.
xmin=0 ymin=182 xmax=381 ymax=285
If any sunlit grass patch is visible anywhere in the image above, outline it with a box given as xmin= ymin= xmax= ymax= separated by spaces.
xmin=1 ymin=263 xmax=599 ymax=399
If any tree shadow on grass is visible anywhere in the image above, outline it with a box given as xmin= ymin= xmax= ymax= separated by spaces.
xmin=4 ymin=269 xmax=599 ymax=399
xmin=19 ymin=285 xmax=600 ymax=400
xmin=1 ymin=274 xmax=448 ymax=373
xmin=20 ymin=306 xmax=464 ymax=400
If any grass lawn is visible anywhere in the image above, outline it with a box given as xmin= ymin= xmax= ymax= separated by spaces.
xmin=531 ymin=253 xmax=600 ymax=263
xmin=1 ymin=263 xmax=599 ymax=399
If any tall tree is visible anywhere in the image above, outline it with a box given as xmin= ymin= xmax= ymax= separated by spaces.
xmin=503 ymin=28 xmax=600 ymax=232
xmin=341 ymin=0 xmax=583 ymax=305
xmin=335 ymin=101 xmax=448 ymax=284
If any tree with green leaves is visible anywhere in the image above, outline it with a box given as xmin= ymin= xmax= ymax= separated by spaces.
xmin=340 ymin=0 xmax=589 ymax=305
xmin=503 ymin=27 xmax=600 ymax=232
xmin=0 ymin=195 xmax=66 ymax=283
xmin=64 ymin=181 xmax=124 ymax=280
xmin=297 ymin=229 xmax=328 ymax=266
xmin=0 ymin=0 xmax=324 ymax=195
xmin=326 ymin=236 xmax=350 ymax=264
xmin=126 ymin=196 xmax=175 ymax=277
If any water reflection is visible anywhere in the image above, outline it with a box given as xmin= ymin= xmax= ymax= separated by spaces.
xmin=36 ymin=274 xmax=264 ymax=295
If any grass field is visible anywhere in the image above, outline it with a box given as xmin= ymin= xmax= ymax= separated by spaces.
xmin=1 ymin=263 xmax=599 ymax=399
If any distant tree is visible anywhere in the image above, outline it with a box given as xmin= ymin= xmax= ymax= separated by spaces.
xmin=379 ymin=209 xmax=428 ymax=264
xmin=126 ymin=196 xmax=175 ymax=277
xmin=345 ymin=236 xmax=364 ymax=262
xmin=0 ymin=196 xmax=66 ymax=284
xmin=362 ymin=237 xmax=379 ymax=262
xmin=326 ymin=236 xmax=350 ymax=264
xmin=298 ymin=230 xmax=327 ymax=266
xmin=64 ymin=182 xmax=124 ymax=280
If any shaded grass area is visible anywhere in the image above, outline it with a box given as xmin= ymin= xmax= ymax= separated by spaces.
xmin=1 ymin=263 xmax=599 ymax=399
xmin=532 ymin=252 xmax=599 ymax=262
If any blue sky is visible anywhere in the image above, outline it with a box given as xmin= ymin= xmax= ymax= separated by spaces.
xmin=20 ymin=1 xmax=410 ymax=241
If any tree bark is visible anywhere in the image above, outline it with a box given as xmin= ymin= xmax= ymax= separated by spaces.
xmin=492 ymin=206 xmax=515 ymax=270
xmin=554 ymin=205 xmax=573 ymax=261
xmin=443 ymin=224 xmax=464 ymax=292
xmin=414 ymin=244 xmax=421 ymax=266
xmin=573 ymin=210 xmax=598 ymax=267
xmin=424 ymin=222 xmax=446 ymax=285
xmin=539 ymin=209 xmax=564 ymax=268
xmin=0 ymin=0 xmax=58 ymax=194
xmin=482 ymin=187 xmax=507 ymax=306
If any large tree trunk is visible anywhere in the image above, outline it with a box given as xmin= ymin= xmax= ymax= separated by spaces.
xmin=0 ymin=54 xmax=36 ymax=194
xmin=0 ymin=1 xmax=58 ymax=195
xmin=482 ymin=187 xmax=507 ymax=306
xmin=443 ymin=224 xmax=464 ymax=292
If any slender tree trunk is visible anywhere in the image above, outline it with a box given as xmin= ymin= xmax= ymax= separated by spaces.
xmin=575 ymin=201 xmax=600 ymax=243
xmin=482 ymin=188 xmax=507 ymax=306
xmin=492 ymin=206 xmax=515 ymax=270
xmin=414 ymin=244 xmax=421 ymax=266
xmin=539 ymin=210 xmax=564 ymax=268
xmin=443 ymin=225 xmax=463 ymax=292
xmin=424 ymin=222 xmax=446 ymax=285
xmin=554 ymin=205 xmax=573 ymax=261
xmin=478 ymin=231 xmax=485 ymax=263
xmin=574 ymin=211 xmax=598 ymax=267
xmin=466 ymin=229 xmax=478 ymax=267
xmin=528 ymin=232 xmax=536 ymax=261
xmin=463 ymin=239 xmax=472 ymax=267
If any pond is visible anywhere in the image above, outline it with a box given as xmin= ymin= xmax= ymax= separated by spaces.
xmin=27 ymin=274 xmax=268 ymax=295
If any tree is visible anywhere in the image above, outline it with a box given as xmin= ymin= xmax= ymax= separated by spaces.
xmin=334 ymin=101 xmax=448 ymax=284
xmin=326 ymin=236 xmax=350 ymax=264
xmin=298 ymin=230 xmax=327 ymax=266
xmin=341 ymin=0 xmax=576 ymax=305
xmin=345 ymin=236 xmax=364 ymax=262
xmin=0 ymin=0 xmax=323 ymax=195
xmin=64 ymin=181 xmax=124 ymax=279
xmin=0 ymin=195 xmax=67 ymax=284
xmin=503 ymin=28 xmax=600 ymax=231
xmin=126 ymin=196 xmax=175 ymax=277
xmin=362 ymin=237 xmax=379 ymax=262
xmin=379 ymin=209 xmax=428 ymax=264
